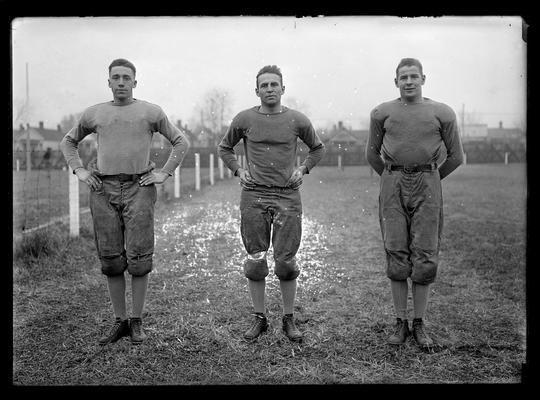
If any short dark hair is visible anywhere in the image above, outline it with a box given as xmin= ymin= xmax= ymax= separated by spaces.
xmin=395 ymin=58 xmax=423 ymax=77
xmin=108 ymin=58 xmax=136 ymax=76
xmin=256 ymin=65 xmax=283 ymax=88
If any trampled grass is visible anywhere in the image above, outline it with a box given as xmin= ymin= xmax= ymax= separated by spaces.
xmin=12 ymin=164 xmax=527 ymax=385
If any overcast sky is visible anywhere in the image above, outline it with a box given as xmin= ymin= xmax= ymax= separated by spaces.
xmin=12 ymin=16 xmax=527 ymax=131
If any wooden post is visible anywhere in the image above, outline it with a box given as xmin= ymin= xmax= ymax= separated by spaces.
xmin=68 ymin=167 xmax=79 ymax=237
xmin=218 ymin=157 xmax=224 ymax=180
xmin=195 ymin=153 xmax=201 ymax=191
xmin=338 ymin=155 xmax=342 ymax=170
xmin=463 ymin=152 xmax=467 ymax=165
xmin=209 ymin=153 xmax=215 ymax=185
xmin=504 ymin=152 xmax=509 ymax=165
xmin=174 ymin=167 xmax=180 ymax=198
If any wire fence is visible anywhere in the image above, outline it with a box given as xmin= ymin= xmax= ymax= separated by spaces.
xmin=12 ymin=138 xmax=526 ymax=237
xmin=12 ymin=148 xmax=234 ymax=238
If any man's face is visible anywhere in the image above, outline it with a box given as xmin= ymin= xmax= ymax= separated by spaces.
xmin=108 ymin=66 xmax=137 ymax=101
xmin=394 ymin=65 xmax=425 ymax=101
xmin=255 ymin=73 xmax=284 ymax=106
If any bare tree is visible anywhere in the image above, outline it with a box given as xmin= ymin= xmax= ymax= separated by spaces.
xmin=60 ymin=112 xmax=83 ymax=133
xmin=195 ymin=88 xmax=233 ymax=147
xmin=12 ymin=98 xmax=31 ymax=128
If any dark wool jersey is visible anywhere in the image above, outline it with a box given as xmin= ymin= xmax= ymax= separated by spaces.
xmin=218 ymin=106 xmax=325 ymax=187
xmin=60 ymin=99 xmax=189 ymax=176
xmin=366 ymin=98 xmax=464 ymax=179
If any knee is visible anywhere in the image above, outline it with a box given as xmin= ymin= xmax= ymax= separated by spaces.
xmin=385 ymin=249 xmax=412 ymax=281
xmin=100 ymin=254 xmax=128 ymax=276
xmin=274 ymin=258 xmax=300 ymax=281
xmin=411 ymin=248 xmax=438 ymax=284
xmin=244 ymin=252 xmax=269 ymax=281
xmin=127 ymin=253 xmax=153 ymax=277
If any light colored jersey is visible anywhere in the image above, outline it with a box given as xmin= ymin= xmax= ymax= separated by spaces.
xmin=60 ymin=99 xmax=189 ymax=175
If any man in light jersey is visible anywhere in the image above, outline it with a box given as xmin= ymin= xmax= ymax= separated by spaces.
xmin=218 ymin=65 xmax=325 ymax=342
xmin=366 ymin=58 xmax=463 ymax=348
xmin=60 ymin=58 xmax=189 ymax=345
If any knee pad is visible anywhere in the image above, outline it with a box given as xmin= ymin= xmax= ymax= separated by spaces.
xmin=244 ymin=252 xmax=269 ymax=281
xmin=100 ymin=254 xmax=128 ymax=276
xmin=274 ymin=258 xmax=300 ymax=281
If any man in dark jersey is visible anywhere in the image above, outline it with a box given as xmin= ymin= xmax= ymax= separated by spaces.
xmin=218 ymin=65 xmax=325 ymax=342
xmin=366 ymin=58 xmax=463 ymax=348
xmin=60 ymin=59 xmax=190 ymax=345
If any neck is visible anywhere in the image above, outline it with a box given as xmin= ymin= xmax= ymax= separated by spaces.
xmin=259 ymin=103 xmax=282 ymax=114
xmin=401 ymin=95 xmax=423 ymax=104
xmin=113 ymin=96 xmax=134 ymax=105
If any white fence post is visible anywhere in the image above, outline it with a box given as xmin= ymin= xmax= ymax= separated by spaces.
xmin=68 ymin=167 xmax=80 ymax=237
xmin=195 ymin=153 xmax=201 ymax=191
xmin=16 ymin=159 xmax=20 ymax=171
xmin=228 ymin=167 xmax=232 ymax=179
xmin=174 ymin=168 xmax=180 ymax=198
xmin=504 ymin=152 xmax=509 ymax=165
xmin=219 ymin=157 xmax=224 ymax=180
xmin=209 ymin=153 xmax=215 ymax=186
xmin=338 ymin=155 xmax=342 ymax=170
xmin=463 ymin=152 xmax=467 ymax=165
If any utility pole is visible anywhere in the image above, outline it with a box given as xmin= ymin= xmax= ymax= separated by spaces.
xmin=25 ymin=62 xmax=31 ymax=173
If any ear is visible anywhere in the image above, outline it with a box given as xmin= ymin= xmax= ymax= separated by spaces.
xmin=255 ymin=87 xmax=260 ymax=97
xmin=281 ymin=85 xmax=285 ymax=94
xmin=421 ymin=75 xmax=426 ymax=85
xmin=133 ymin=79 xmax=137 ymax=88
xmin=394 ymin=78 xmax=399 ymax=88
xmin=108 ymin=78 xmax=112 ymax=88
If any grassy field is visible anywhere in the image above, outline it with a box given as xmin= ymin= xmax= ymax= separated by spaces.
xmin=12 ymin=163 xmax=527 ymax=385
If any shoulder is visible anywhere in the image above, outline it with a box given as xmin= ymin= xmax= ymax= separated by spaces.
xmin=285 ymin=107 xmax=313 ymax=126
xmin=84 ymin=101 xmax=111 ymax=114
xmin=231 ymin=107 xmax=258 ymax=125
xmin=424 ymin=98 xmax=457 ymax=121
xmin=133 ymin=99 xmax=165 ymax=116
xmin=370 ymin=99 xmax=398 ymax=119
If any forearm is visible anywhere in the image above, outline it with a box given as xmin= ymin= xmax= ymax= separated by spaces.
xmin=60 ymin=136 xmax=84 ymax=171
xmin=302 ymin=143 xmax=325 ymax=173
xmin=366 ymin=151 xmax=385 ymax=175
xmin=161 ymin=134 xmax=190 ymax=176
xmin=218 ymin=144 xmax=241 ymax=175
xmin=438 ymin=152 xmax=464 ymax=179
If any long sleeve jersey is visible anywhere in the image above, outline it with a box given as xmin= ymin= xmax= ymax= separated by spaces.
xmin=365 ymin=98 xmax=464 ymax=179
xmin=60 ymin=99 xmax=190 ymax=176
xmin=217 ymin=106 xmax=325 ymax=188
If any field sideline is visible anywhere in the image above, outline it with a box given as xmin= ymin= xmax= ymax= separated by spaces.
xmin=12 ymin=163 xmax=527 ymax=384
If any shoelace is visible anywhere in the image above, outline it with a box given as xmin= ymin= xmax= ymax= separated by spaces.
xmin=393 ymin=321 xmax=404 ymax=335
xmin=131 ymin=320 xmax=142 ymax=334
xmin=414 ymin=324 xmax=427 ymax=338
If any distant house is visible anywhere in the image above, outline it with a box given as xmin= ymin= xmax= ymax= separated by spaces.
xmin=462 ymin=123 xmax=488 ymax=140
xmin=13 ymin=121 xmax=96 ymax=152
xmin=326 ymin=121 xmax=369 ymax=148
xmin=487 ymin=121 xmax=525 ymax=141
